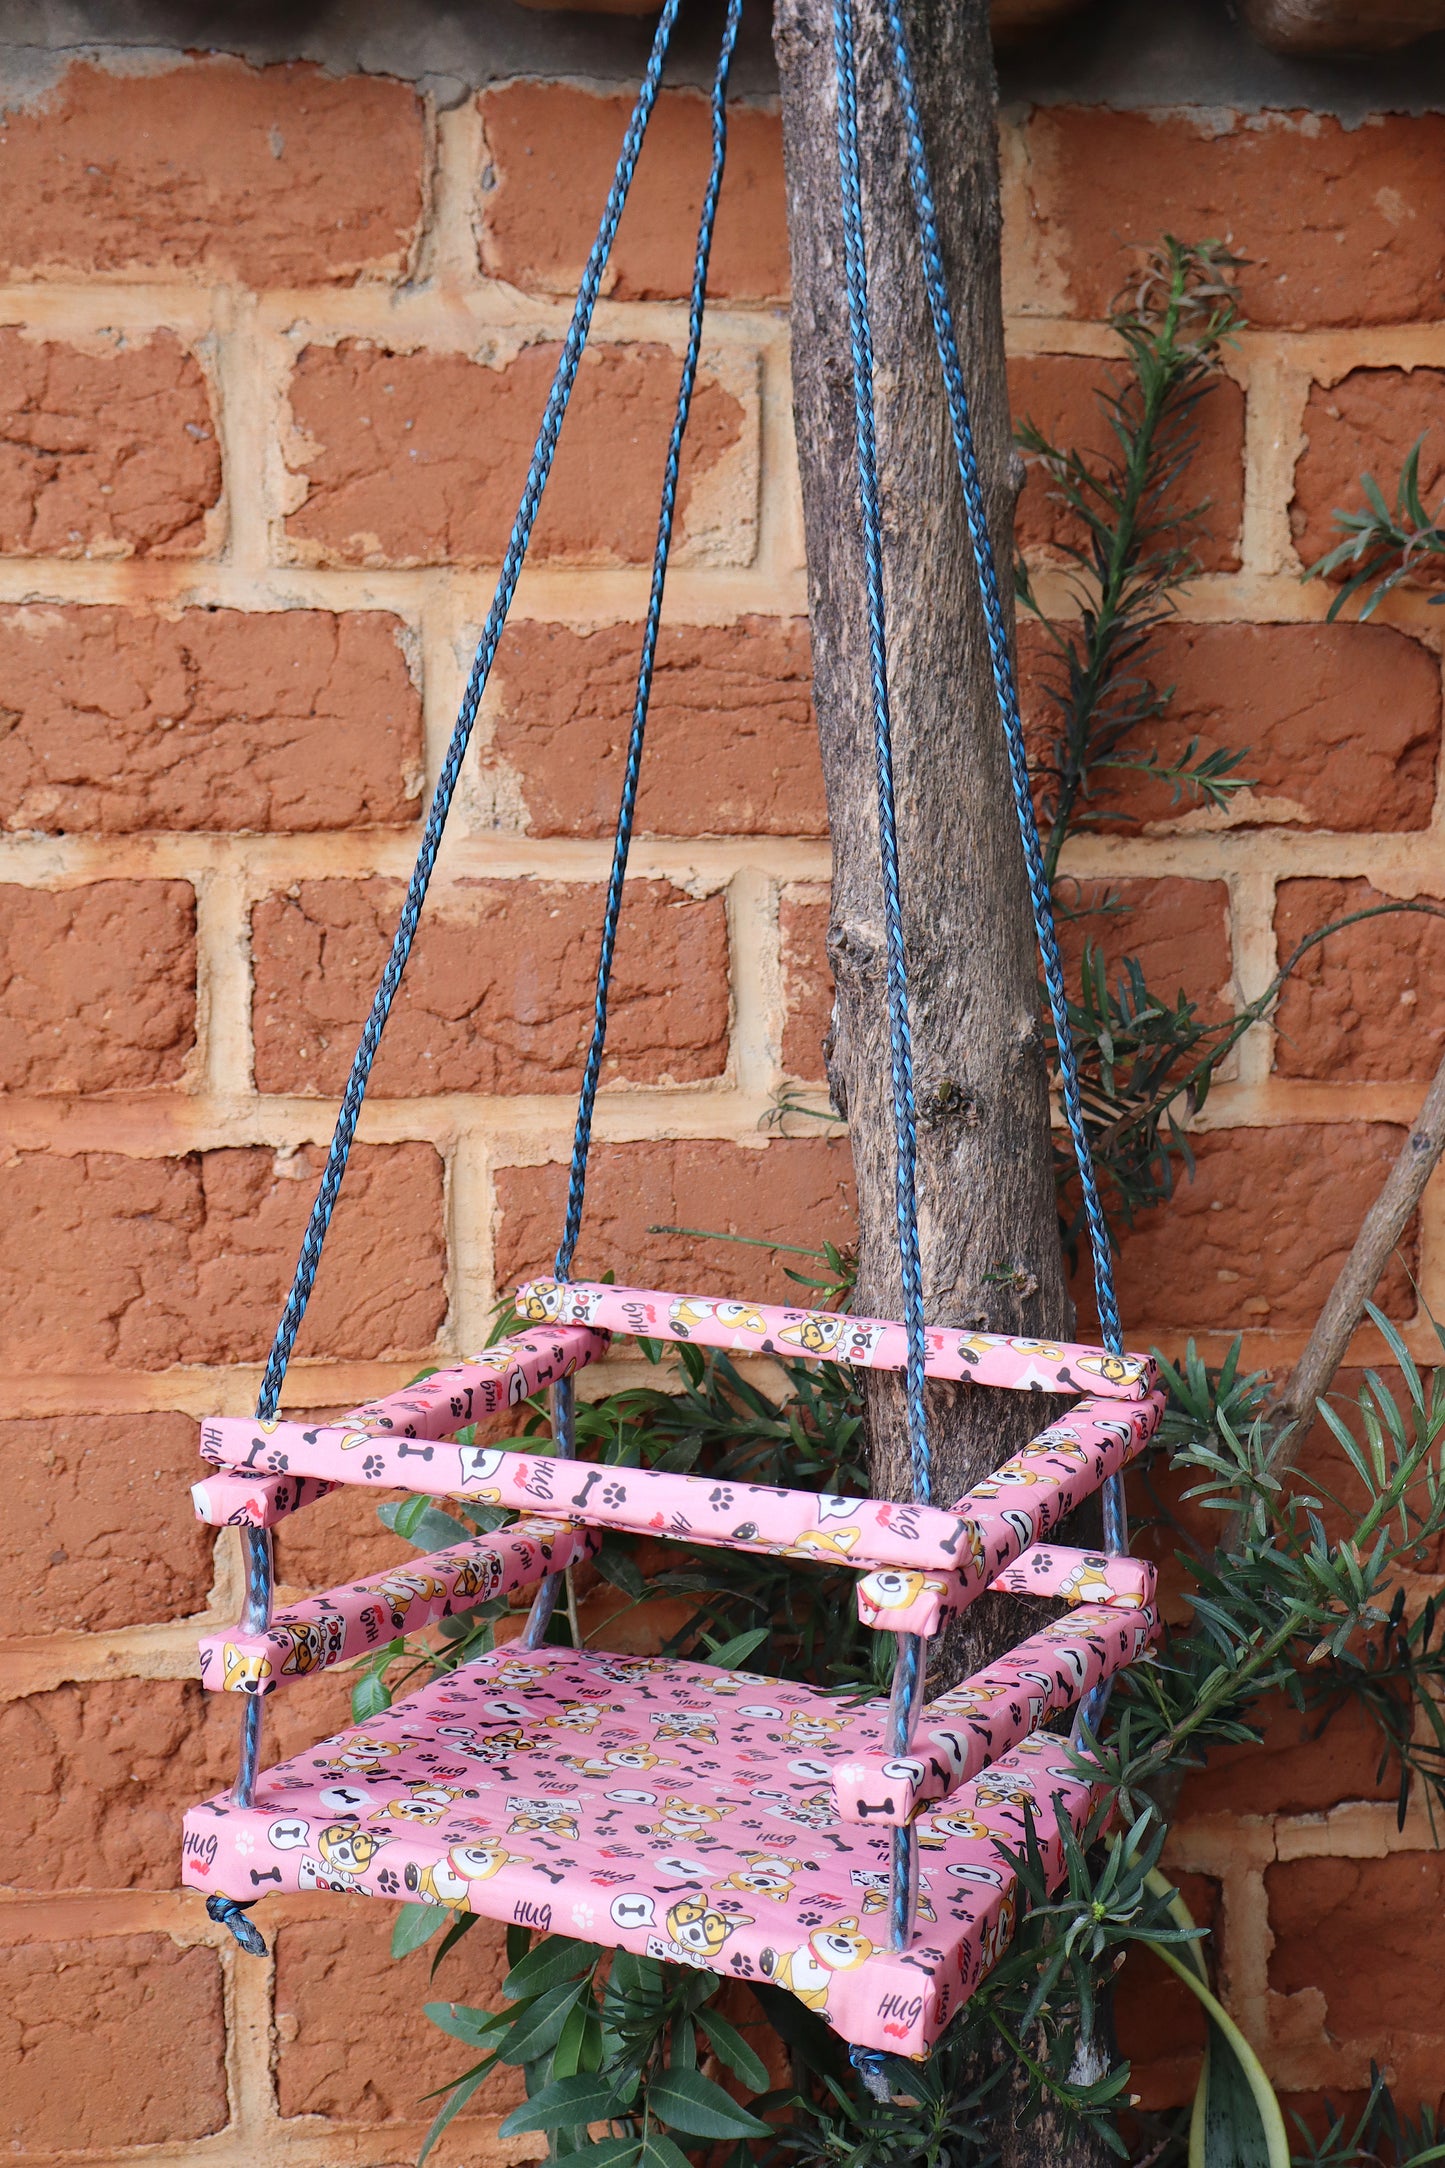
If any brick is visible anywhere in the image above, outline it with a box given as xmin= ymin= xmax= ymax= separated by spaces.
xmin=1275 ymin=879 xmax=1445 ymax=1083
xmin=276 ymin=1909 xmax=522 ymax=2124
xmin=0 ymin=1143 xmax=445 ymax=1372
xmin=781 ymin=891 xmax=832 ymax=1081
xmin=0 ymin=1675 xmax=353 ymax=1890
xmin=494 ymin=1140 xmax=857 ymax=1300
xmin=0 ymin=880 xmax=194 ymax=1092
xmin=480 ymin=83 xmax=787 ymax=302
xmin=0 ymin=604 xmax=421 ymax=835
xmin=1179 ymin=1689 xmax=1396 ymax=1819
xmin=1010 ymin=354 xmax=1244 ymax=572
xmin=1057 ymin=878 xmax=1232 ymax=1017
xmin=1096 ymin=1123 xmax=1413 ymax=1334
xmin=1019 ymin=618 xmax=1440 ymax=834
xmin=274 ymin=1478 xmax=417 ymax=1593
xmin=1018 ymin=108 xmax=1445 ymax=328
xmin=490 ymin=616 xmax=820 ymax=838
xmin=0 ymin=1935 xmax=226 ymax=2148
xmin=0 ymin=1413 xmax=212 ymax=1635
xmin=0 ymin=329 xmax=219 ymax=558
xmin=1113 ymin=1872 xmax=1217 ymax=2110
xmin=1267 ymin=1854 xmax=1445 ymax=2089
xmin=1291 ymin=367 xmax=1445 ymax=575
xmin=0 ymin=58 xmax=424 ymax=285
xmin=286 ymin=340 xmax=750 ymax=568
xmin=252 ymin=877 xmax=729 ymax=1096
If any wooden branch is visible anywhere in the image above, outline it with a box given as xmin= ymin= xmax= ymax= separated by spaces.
xmin=1267 ymin=1043 xmax=1445 ymax=1464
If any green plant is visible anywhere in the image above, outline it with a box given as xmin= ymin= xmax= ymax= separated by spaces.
xmin=1016 ymin=237 xmax=1251 ymax=881
xmin=1305 ymin=434 xmax=1445 ymax=620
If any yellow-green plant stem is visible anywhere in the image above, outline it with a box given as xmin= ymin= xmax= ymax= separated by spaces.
xmin=1139 ymin=1867 xmax=1289 ymax=2168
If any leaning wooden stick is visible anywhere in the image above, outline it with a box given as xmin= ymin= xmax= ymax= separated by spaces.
xmin=1266 ymin=1042 xmax=1445 ymax=1470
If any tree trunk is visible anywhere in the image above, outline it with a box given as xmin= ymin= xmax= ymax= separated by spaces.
xmin=774 ymin=3 xmax=1111 ymax=2159
xmin=773 ymin=0 xmax=1072 ymax=1664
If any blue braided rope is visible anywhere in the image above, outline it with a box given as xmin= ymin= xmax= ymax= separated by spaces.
xmin=880 ymin=0 xmax=1127 ymax=1748
xmin=831 ymin=0 xmax=930 ymax=1519
xmin=232 ymin=0 xmax=684 ymax=1810
xmin=832 ymin=0 xmax=932 ymax=1958
xmin=556 ymin=0 xmax=742 ymax=1282
xmin=251 ymin=0 xmax=684 ymax=1428
xmin=880 ymin=0 xmax=1123 ymax=1390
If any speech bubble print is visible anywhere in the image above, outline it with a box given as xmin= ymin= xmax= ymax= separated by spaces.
xmin=815 ymin=1494 xmax=860 ymax=1522
xmin=609 ymin=1892 xmax=655 ymax=1930
xmin=604 ymin=1789 xmax=656 ymax=1805
xmin=738 ymin=1704 xmax=784 ymax=1721
xmin=655 ymin=1853 xmax=710 ymax=1882
xmin=267 ymin=1817 xmax=312 ymax=1850
xmin=318 ymin=1785 xmax=373 ymax=1814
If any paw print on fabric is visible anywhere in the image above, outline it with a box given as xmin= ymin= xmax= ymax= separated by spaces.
xmin=377 ymin=1868 xmax=399 ymax=1894
xmin=265 ymin=1450 xmax=290 ymax=1473
xmin=601 ymin=1481 xmax=628 ymax=1507
xmin=363 ymin=1454 xmax=385 ymax=1480
xmin=708 ymin=1486 xmax=735 ymax=1510
xmin=233 ymin=1829 xmax=255 ymax=1856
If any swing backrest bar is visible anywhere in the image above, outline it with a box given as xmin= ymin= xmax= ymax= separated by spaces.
xmin=515 ymin=1279 xmax=1157 ymax=1402
xmin=198 ymin=1384 xmax=1162 ymax=1589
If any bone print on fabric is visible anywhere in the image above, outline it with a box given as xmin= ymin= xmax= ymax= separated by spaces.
xmin=514 ymin=1279 xmax=1157 ymax=1402
xmin=180 ymin=1643 xmax=1098 ymax=2058
xmin=197 ymin=1390 xmax=1163 ymax=1588
xmin=198 ymin=1519 xmax=599 ymax=1696
xmin=191 ymin=1469 xmax=339 ymax=1530
xmin=192 ymin=1326 xmax=610 ymax=1530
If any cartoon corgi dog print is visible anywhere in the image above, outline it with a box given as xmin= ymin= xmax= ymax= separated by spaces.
xmin=183 ymin=1640 xmax=1106 ymax=2059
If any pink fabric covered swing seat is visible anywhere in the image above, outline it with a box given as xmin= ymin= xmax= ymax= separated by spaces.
xmin=183 ymin=1289 xmax=1161 ymax=2057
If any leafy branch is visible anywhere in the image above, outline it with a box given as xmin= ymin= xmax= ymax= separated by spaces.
xmin=1306 ymin=433 xmax=1445 ymax=621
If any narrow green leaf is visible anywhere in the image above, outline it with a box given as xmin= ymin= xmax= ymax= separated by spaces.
xmin=497 ymin=2075 xmax=625 ymax=2137
xmin=503 ymin=1935 xmax=600 ymax=2002
xmin=417 ymin=2063 xmax=495 ymax=2167
xmin=638 ymin=2134 xmax=695 ymax=2168
xmin=697 ymin=2008 xmax=770 ymax=2091
xmin=391 ymin=1902 xmax=445 ymax=1958
xmin=645 ymin=2068 xmax=771 ymax=2139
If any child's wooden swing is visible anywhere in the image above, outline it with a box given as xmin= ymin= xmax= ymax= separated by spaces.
xmin=181 ymin=0 xmax=1162 ymax=2067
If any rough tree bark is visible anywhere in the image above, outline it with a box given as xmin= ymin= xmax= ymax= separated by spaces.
xmin=773 ymin=0 xmax=1073 ymax=1646
xmin=774 ymin=1 xmax=1111 ymax=2156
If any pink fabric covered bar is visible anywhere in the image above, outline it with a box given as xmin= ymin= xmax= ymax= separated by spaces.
xmin=855 ymin=1546 xmax=1157 ymax=1637
xmin=198 ymin=1518 xmax=599 ymax=1697
xmin=198 ymin=1390 xmax=1162 ymax=1590
xmin=192 ymin=1469 xmax=339 ymax=1530
xmin=515 ymin=1277 xmax=1157 ymax=1402
xmin=192 ymin=1324 xmax=610 ymax=1530
xmin=832 ymin=1602 xmax=1157 ymax=1824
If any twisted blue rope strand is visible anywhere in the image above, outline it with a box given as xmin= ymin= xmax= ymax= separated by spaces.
xmin=254 ymin=0 xmax=682 ymax=1421
xmin=880 ymin=0 xmax=1127 ymax=1747
xmin=556 ymin=0 xmax=742 ymax=1284
xmin=831 ymin=0 xmax=930 ymax=1960
xmin=232 ymin=0 xmax=684 ymax=1814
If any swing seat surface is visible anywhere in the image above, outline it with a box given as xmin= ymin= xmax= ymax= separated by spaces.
xmin=181 ymin=1643 xmax=1098 ymax=2058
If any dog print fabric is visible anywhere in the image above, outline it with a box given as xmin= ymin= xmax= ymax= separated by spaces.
xmin=181 ymin=1643 xmax=1100 ymax=2057
xmin=514 ymin=1279 xmax=1158 ymax=1402
xmin=198 ymin=1384 xmax=1163 ymax=1590
xmin=198 ymin=1518 xmax=599 ymax=1696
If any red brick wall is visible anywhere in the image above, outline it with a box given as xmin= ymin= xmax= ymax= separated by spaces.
xmin=1 ymin=46 xmax=1443 ymax=2160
